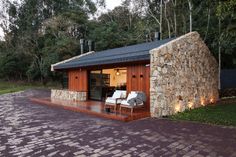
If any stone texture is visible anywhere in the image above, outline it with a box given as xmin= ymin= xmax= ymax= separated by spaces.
xmin=51 ymin=89 xmax=87 ymax=101
xmin=150 ymin=32 xmax=219 ymax=117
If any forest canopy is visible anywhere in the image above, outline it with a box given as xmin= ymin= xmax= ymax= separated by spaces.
xmin=0 ymin=0 xmax=235 ymax=83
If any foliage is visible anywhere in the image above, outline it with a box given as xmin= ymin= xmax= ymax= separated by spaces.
xmin=88 ymin=6 xmax=147 ymax=50
xmin=170 ymin=102 xmax=236 ymax=126
xmin=216 ymin=0 xmax=236 ymax=68
xmin=0 ymin=0 xmax=235 ymax=83
xmin=0 ymin=0 xmax=98 ymax=83
xmin=0 ymin=50 xmax=31 ymax=80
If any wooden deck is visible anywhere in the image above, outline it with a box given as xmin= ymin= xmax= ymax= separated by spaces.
xmin=30 ymin=98 xmax=150 ymax=122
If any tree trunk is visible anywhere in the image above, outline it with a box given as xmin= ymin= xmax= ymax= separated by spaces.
xmin=174 ymin=7 xmax=177 ymax=36
xmin=204 ymin=8 xmax=211 ymax=41
xmin=129 ymin=14 xmax=132 ymax=30
xmin=188 ymin=0 xmax=193 ymax=32
xmin=182 ymin=14 xmax=187 ymax=34
xmin=218 ymin=17 xmax=221 ymax=90
xmin=164 ymin=1 xmax=171 ymax=38
xmin=172 ymin=0 xmax=177 ymax=36
xmin=160 ymin=0 xmax=163 ymax=39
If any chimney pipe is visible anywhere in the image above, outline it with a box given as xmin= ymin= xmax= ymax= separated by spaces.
xmin=88 ymin=40 xmax=92 ymax=52
xmin=80 ymin=39 xmax=84 ymax=54
xmin=155 ymin=32 xmax=161 ymax=41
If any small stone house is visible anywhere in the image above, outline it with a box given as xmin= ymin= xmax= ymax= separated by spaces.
xmin=51 ymin=32 xmax=219 ymax=117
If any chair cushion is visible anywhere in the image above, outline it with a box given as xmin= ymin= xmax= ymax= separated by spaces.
xmin=127 ymin=92 xmax=137 ymax=101
xmin=115 ymin=90 xmax=126 ymax=98
xmin=121 ymin=100 xmax=137 ymax=106
xmin=121 ymin=100 xmax=131 ymax=106
xmin=121 ymin=91 xmax=127 ymax=98
xmin=136 ymin=102 xmax=144 ymax=106
xmin=112 ymin=91 xmax=122 ymax=99
xmin=106 ymin=98 xmax=116 ymax=104
xmin=121 ymin=100 xmax=144 ymax=107
xmin=106 ymin=97 xmax=122 ymax=104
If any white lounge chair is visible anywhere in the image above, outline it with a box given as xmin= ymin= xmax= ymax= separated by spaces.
xmin=119 ymin=91 xmax=145 ymax=115
xmin=105 ymin=90 xmax=126 ymax=111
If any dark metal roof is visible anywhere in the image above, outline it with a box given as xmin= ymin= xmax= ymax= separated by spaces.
xmin=54 ymin=38 xmax=175 ymax=70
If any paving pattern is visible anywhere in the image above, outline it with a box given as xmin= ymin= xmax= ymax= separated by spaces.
xmin=0 ymin=90 xmax=236 ymax=157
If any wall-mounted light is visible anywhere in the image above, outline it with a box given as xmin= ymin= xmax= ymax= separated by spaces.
xmin=116 ymin=69 xmax=120 ymax=76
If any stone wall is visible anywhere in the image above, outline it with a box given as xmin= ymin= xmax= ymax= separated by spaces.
xmin=150 ymin=32 xmax=219 ymax=117
xmin=51 ymin=89 xmax=87 ymax=101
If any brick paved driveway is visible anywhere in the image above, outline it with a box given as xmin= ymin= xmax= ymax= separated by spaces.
xmin=0 ymin=90 xmax=236 ymax=157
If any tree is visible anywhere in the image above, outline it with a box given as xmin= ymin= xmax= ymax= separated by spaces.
xmin=0 ymin=0 xmax=98 ymax=83
xmin=187 ymin=0 xmax=193 ymax=32
xmin=0 ymin=0 xmax=235 ymax=84
xmin=88 ymin=5 xmax=147 ymax=50
xmin=216 ymin=0 xmax=236 ymax=89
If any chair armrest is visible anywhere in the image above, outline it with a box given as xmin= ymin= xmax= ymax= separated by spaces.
xmin=117 ymin=98 xmax=126 ymax=101
xmin=115 ymin=98 xmax=126 ymax=104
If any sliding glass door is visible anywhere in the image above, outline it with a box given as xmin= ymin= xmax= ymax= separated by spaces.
xmin=89 ymin=70 xmax=102 ymax=100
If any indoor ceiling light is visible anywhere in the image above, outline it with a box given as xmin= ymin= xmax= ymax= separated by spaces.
xmin=116 ymin=69 xmax=120 ymax=76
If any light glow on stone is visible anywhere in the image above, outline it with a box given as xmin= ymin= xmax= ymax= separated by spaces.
xmin=201 ymin=98 xmax=205 ymax=106
xmin=175 ymin=104 xmax=180 ymax=113
xmin=210 ymin=98 xmax=214 ymax=104
xmin=188 ymin=102 xmax=193 ymax=109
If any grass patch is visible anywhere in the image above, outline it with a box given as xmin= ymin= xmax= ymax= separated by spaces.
xmin=0 ymin=81 xmax=60 ymax=95
xmin=170 ymin=103 xmax=236 ymax=126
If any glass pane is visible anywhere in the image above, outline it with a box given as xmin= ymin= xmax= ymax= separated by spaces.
xmin=89 ymin=70 xmax=102 ymax=100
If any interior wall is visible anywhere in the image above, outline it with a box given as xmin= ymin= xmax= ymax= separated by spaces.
xmin=102 ymin=69 xmax=127 ymax=87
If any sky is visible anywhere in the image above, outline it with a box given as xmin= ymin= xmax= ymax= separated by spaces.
xmin=106 ymin=0 xmax=122 ymax=10
xmin=0 ymin=27 xmax=3 ymax=40
xmin=0 ymin=0 xmax=123 ymax=40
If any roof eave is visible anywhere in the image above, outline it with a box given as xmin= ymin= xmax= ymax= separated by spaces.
xmin=53 ymin=58 xmax=150 ymax=70
xmin=51 ymin=51 xmax=95 ymax=71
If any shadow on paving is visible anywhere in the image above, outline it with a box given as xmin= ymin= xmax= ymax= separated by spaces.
xmin=0 ymin=89 xmax=236 ymax=157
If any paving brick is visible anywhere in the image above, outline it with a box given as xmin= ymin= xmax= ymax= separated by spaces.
xmin=0 ymin=90 xmax=235 ymax=157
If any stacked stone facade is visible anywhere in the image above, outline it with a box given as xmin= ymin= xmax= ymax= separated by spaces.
xmin=51 ymin=89 xmax=87 ymax=101
xmin=150 ymin=32 xmax=219 ymax=117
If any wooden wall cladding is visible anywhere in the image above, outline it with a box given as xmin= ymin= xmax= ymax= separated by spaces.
xmin=68 ymin=69 xmax=88 ymax=92
xmin=127 ymin=65 xmax=150 ymax=110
